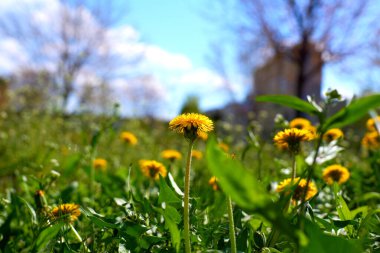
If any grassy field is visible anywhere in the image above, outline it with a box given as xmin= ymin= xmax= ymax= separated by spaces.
xmin=0 ymin=94 xmax=379 ymax=252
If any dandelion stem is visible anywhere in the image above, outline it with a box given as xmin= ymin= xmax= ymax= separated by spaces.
xmin=226 ymin=196 xmax=237 ymax=253
xmin=184 ymin=140 xmax=194 ymax=253
xmin=291 ymin=153 xmax=297 ymax=181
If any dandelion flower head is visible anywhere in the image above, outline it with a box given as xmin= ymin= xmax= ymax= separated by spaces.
xmin=51 ymin=203 xmax=81 ymax=223
xmin=289 ymin=118 xmax=311 ymax=130
xmin=208 ymin=176 xmax=219 ymax=191
xmin=273 ymin=128 xmax=314 ymax=152
xmin=277 ymin=178 xmax=317 ymax=203
xmin=366 ymin=116 xmax=380 ymax=132
xmin=191 ymin=150 xmax=203 ymax=160
xmin=120 ymin=131 xmax=138 ymax=145
xmin=322 ymin=164 xmax=350 ymax=185
xmin=362 ymin=131 xmax=380 ymax=150
xmin=161 ymin=149 xmax=182 ymax=161
xmin=323 ymin=128 xmax=344 ymax=142
xmin=169 ymin=113 xmax=214 ymax=140
xmin=93 ymin=158 xmax=107 ymax=171
xmin=140 ymin=160 xmax=167 ymax=180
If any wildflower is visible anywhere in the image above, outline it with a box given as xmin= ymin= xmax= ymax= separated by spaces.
xmin=161 ymin=149 xmax=182 ymax=161
xmin=276 ymin=178 xmax=317 ymax=203
xmin=218 ymin=142 xmax=229 ymax=152
xmin=366 ymin=116 xmax=380 ymax=132
xmin=169 ymin=113 xmax=214 ymax=141
xmin=51 ymin=203 xmax=81 ymax=223
xmin=140 ymin=160 xmax=167 ymax=180
xmin=323 ymin=128 xmax=344 ymax=142
xmin=307 ymin=125 xmax=318 ymax=139
xmin=208 ymin=176 xmax=219 ymax=191
xmin=197 ymin=131 xmax=208 ymax=141
xmin=34 ymin=190 xmax=47 ymax=210
xmin=322 ymin=164 xmax=350 ymax=185
xmin=93 ymin=158 xmax=107 ymax=171
xmin=120 ymin=131 xmax=138 ymax=145
xmin=191 ymin=150 xmax=203 ymax=160
xmin=362 ymin=131 xmax=380 ymax=149
xmin=289 ymin=118 xmax=311 ymax=130
xmin=273 ymin=128 xmax=314 ymax=153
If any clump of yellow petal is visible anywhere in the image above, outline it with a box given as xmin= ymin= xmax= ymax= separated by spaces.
xmin=366 ymin=116 xmax=380 ymax=132
xmin=323 ymin=128 xmax=344 ymax=142
xmin=161 ymin=149 xmax=182 ymax=161
xmin=93 ymin=158 xmax=107 ymax=171
xmin=273 ymin=128 xmax=314 ymax=153
xmin=277 ymin=178 xmax=317 ymax=203
xmin=322 ymin=164 xmax=350 ymax=185
xmin=191 ymin=150 xmax=203 ymax=160
xmin=362 ymin=131 xmax=380 ymax=150
xmin=169 ymin=113 xmax=214 ymax=141
xmin=289 ymin=118 xmax=312 ymax=130
xmin=208 ymin=176 xmax=219 ymax=191
xmin=120 ymin=131 xmax=138 ymax=145
xmin=140 ymin=160 xmax=167 ymax=180
xmin=51 ymin=203 xmax=81 ymax=223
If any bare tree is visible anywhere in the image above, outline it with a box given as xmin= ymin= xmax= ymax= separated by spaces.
xmin=226 ymin=0 xmax=378 ymax=100
xmin=0 ymin=0 xmax=133 ymax=109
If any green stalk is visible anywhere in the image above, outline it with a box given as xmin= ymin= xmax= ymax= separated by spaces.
xmin=291 ymin=153 xmax=297 ymax=181
xmin=226 ymin=196 xmax=237 ymax=253
xmin=184 ymin=140 xmax=194 ymax=253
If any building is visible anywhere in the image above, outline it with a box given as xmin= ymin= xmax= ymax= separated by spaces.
xmin=253 ymin=43 xmax=323 ymax=120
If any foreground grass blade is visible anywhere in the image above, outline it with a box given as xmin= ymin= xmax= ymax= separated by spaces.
xmin=323 ymin=94 xmax=380 ymax=131
xmin=256 ymin=95 xmax=321 ymax=116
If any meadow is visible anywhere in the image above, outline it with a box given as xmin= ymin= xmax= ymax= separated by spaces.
xmin=0 ymin=92 xmax=379 ymax=253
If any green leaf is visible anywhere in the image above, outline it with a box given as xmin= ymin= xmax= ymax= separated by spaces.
xmin=206 ymin=137 xmax=271 ymax=209
xmin=153 ymin=206 xmax=181 ymax=252
xmin=158 ymin=176 xmax=182 ymax=205
xmin=17 ymin=196 xmax=37 ymax=225
xmin=302 ymin=219 xmax=362 ymax=253
xmin=333 ymin=183 xmax=352 ymax=221
xmin=323 ymin=94 xmax=380 ymax=131
xmin=256 ymin=95 xmax=320 ymax=116
xmin=81 ymin=208 xmax=120 ymax=229
xmin=35 ymin=223 xmax=63 ymax=252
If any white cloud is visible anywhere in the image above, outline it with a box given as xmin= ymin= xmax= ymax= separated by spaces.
xmin=175 ymin=68 xmax=225 ymax=88
xmin=0 ymin=0 xmax=243 ymax=118
xmin=143 ymin=45 xmax=193 ymax=71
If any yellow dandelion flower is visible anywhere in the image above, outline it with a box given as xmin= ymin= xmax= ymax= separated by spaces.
xmin=197 ymin=131 xmax=208 ymax=141
xmin=307 ymin=125 xmax=318 ymax=139
xmin=140 ymin=160 xmax=167 ymax=180
xmin=322 ymin=164 xmax=350 ymax=185
xmin=218 ymin=142 xmax=229 ymax=152
xmin=169 ymin=113 xmax=214 ymax=140
xmin=289 ymin=118 xmax=311 ymax=130
xmin=120 ymin=131 xmax=138 ymax=145
xmin=366 ymin=116 xmax=380 ymax=132
xmin=51 ymin=203 xmax=81 ymax=223
xmin=93 ymin=158 xmax=107 ymax=171
xmin=277 ymin=178 xmax=317 ymax=203
xmin=161 ymin=149 xmax=182 ymax=161
xmin=323 ymin=128 xmax=344 ymax=142
xmin=273 ymin=128 xmax=314 ymax=153
xmin=208 ymin=176 xmax=219 ymax=191
xmin=191 ymin=150 xmax=203 ymax=160
xmin=361 ymin=131 xmax=380 ymax=149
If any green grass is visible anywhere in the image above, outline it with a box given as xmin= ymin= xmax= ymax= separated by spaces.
xmin=0 ymin=98 xmax=379 ymax=252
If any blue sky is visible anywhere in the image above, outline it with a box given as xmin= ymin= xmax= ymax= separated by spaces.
xmin=0 ymin=0 xmax=377 ymax=118
xmin=123 ymin=0 xmax=368 ymax=101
